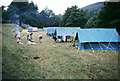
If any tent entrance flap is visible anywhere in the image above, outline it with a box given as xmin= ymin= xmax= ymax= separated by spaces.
xmin=80 ymin=42 xmax=120 ymax=50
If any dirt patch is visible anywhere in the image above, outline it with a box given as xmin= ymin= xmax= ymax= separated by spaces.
xmin=23 ymin=55 xmax=41 ymax=60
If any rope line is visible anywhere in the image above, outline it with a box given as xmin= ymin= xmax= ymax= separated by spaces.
xmin=116 ymin=42 xmax=120 ymax=47
xmin=98 ymin=42 xmax=103 ymax=51
xmin=105 ymin=30 xmax=115 ymax=51
xmin=88 ymin=42 xmax=94 ymax=52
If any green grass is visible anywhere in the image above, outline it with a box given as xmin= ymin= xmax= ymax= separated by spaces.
xmin=2 ymin=24 xmax=119 ymax=79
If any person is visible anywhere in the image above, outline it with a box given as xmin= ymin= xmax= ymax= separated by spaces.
xmin=17 ymin=37 xmax=20 ymax=43
xmin=72 ymin=33 xmax=78 ymax=47
xmin=30 ymin=32 xmax=33 ymax=40
xmin=16 ymin=37 xmax=23 ymax=44
xmin=62 ymin=35 xmax=66 ymax=42
xmin=14 ymin=29 xmax=18 ymax=38
xmin=38 ymin=34 xmax=43 ymax=43
xmin=14 ymin=31 xmax=17 ymax=38
xmin=58 ymin=36 xmax=62 ymax=42
xmin=53 ymin=36 xmax=57 ymax=41
xmin=26 ymin=31 xmax=29 ymax=40
xmin=16 ymin=31 xmax=23 ymax=44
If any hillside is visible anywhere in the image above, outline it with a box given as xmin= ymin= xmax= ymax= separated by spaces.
xmin=2 ymin=24 xmax=119 ymax=79
xmin=81 ymin=2 xmax=104 ymax=17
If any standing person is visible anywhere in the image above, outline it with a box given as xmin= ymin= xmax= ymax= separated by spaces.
xmin=26 ymin=31 xmax=32 ymax=43
xmin=62 ymin=35 xmax=66 ymax=42
xmin=30 ymin=32 xmax=33 ymax=40
xmin=26 ymin=31 xmax=29 ymax=40
xmin=15 ymin=30 xmax=21 ymax=41
xmin=14 ymin=29 xmax=19 ymax=38
xmin=16 ymin=30 xmax=23 ymax=44
xmin=38 ymin=34 xmax=43 ymax=43
xmin=14 ymin=31 xmax=17 ymax=38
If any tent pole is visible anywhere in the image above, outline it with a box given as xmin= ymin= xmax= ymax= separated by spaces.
xmin=100 ymin=43 xmax=116 ymax=52
xmin=82 ymin=43 xmax=85 ymax=53
xmin=109 ymin=43 xmax=117 ymax=53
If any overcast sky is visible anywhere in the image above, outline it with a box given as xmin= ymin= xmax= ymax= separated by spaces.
xmin=0 ymin=0 xmax=106 ymax=15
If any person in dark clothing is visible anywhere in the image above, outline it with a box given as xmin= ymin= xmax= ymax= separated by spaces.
xmin=53 ymin=36 xmax=57 ymax=41
xmin=30 ymin=32 xmax=33 ymax=39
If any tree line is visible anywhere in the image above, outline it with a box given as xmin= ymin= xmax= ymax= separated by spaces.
xmin=85 ymin=2 xmax=120 ymax=34
xmin=1 ymin=0 xmax=120 ymax=34
xmin=1 ymin=0 xmax=61 ymax=27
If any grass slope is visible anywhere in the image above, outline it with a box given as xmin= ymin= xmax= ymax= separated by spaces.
xmin=2 ymin=24 xmax=119 ymax=79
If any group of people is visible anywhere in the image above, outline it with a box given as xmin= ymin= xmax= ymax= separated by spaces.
xmin=13 ymin=29 xmax=43 ymax=44
xmin=52 ymin=35 xmax=66 ymax=42
xmin=52 ymin=35 xmax=77 ymax=46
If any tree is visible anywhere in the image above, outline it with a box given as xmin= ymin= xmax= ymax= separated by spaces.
xmin=0 ymin=6 xmax=9 ymax=23
xmin=49 ymin=14 xmax=61 ymax=27
xmin=97 ymin=2 xmax=120 ymax=34
xmin=85 ymin=2 xmax=120 ymax=35
xmin=2 ymin=0 xmax=61 ymax=27
xmin=39 ymin=7 xmax=60 ymax=27
xmin=6 ymin=0 xmax=40 ymax=26
xmin=85 ymin=16 xmax=98 ymax=28
xmin=19 ymin=1 xmax=39 ymax=26
xmin=60 ymin=5 xmax=87 ymax=27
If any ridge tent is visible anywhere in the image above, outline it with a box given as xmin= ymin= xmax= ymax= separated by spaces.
xmin=77 ymin=28 xmax=120 ymax=50
xmin=56 ymin=27 xmax=80 ymax=41
xmin=56 ymin=27 xmax=80 ymax=36
xmin=47 ymin=27 xmax=56 ymax=36
xmin=43 ymin=27 xmax=48 ymax=31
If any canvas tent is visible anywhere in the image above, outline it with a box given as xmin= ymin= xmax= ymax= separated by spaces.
xmin=43 ymin=27 xmax=48 ymax=31
xmin=77 ymin=28 xmax=120 ymax=50
xmin=47 ymin=27 xmax=56 ymax=36
xmin=56 ymin=27 xmax=80 ymax=41
xmin=29 ymin=27 xmax=38 ymax=32
xmin=56 ymin=27 xmax=80 ymax=36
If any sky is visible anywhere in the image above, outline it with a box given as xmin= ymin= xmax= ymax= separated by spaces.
xmin=0 ymin=0 xmax=107 ymax=15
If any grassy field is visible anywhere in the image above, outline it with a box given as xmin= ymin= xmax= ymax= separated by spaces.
xmin=2 ymin=24 xmax=119 ymax=79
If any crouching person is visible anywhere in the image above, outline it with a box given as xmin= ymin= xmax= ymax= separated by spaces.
xmin=53 ymin=36 xmax=57 ymax=42
xmin=38 ymin=35 xmax=43 ymax=43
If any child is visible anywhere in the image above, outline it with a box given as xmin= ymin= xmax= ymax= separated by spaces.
xmin=38 ymin=34 xmax=43 ymax=43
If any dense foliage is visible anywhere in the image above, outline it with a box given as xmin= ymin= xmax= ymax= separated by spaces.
xmin=1 ymin=0 xmax=120 ymax=33
xmin=85 ymin=2 xmax=120 ymax=34
xmin=60 ymin=5 xmax=87 ymax=27
xmin=82 ymin=2 xmax=104 ymax=19
xmin=1 ymin=0 xmax=60 ymax=27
